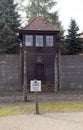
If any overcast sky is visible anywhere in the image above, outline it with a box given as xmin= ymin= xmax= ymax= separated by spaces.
xmin=20 ymin=0 xmax=83 ymax=33
xmin=56 ymin=0 xmax=83 ymax=33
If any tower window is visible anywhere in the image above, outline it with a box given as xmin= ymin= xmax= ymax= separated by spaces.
xmin=46 ymin=36 xmax=53 ymax=46
xmin=36 ymin=35 xmax=43 ymax=47
xmin=25 ymin=35 xmax=33 ymax=46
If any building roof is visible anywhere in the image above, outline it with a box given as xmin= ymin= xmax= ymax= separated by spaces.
xmin=79 ymin=32 xmax=83 ymax=38
xmin=22 ymin=16 xmax=59 ymax=31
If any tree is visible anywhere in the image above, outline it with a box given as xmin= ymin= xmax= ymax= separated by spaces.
xmin=0 ymin=0 xmax=20 ymax=51
xmin=66 ymin=19 xmax=82 ymax=54
xmin=18 ymin=0 xmax=63 ymax=33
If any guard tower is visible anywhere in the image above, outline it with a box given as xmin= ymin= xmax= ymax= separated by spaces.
xmin=19 ymin=16 xmax=60 ymax=92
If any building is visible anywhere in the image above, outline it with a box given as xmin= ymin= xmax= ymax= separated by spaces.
xmin=79 ymin=32 xmax=83 ymax=38
xmin=19 ymin=16 xmax=60 ymax=92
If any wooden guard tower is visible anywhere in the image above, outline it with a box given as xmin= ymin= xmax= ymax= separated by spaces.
xmin=19 ymin=16 xmax=60 ymax=92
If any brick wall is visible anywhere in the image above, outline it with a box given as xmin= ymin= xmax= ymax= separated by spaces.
xmin=0 ymin=54 xmax=21 ymax=90
xmin=60 ymin=55 xmax=83 ymax=90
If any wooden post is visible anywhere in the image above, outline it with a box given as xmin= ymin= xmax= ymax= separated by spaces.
xmin=54 ymin=55 xmax=58 ymax=93
xmin=54 ymin=46 xmax=61 ymax=93
xmin=57 ymin=48 xmax=61 ymax=91
xmin=20 ymin=42 xmax=23 ymax=90
xmin=23 ymin=50 xmax=27 ymax=102
xmin=34 ymin=92 xmax=39 ymax=114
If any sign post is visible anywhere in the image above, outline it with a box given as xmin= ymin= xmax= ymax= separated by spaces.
xmin=35 ymin=91 xmax=39 ymax=114
xmin=30 ymin=80 xmax=41 ymax=114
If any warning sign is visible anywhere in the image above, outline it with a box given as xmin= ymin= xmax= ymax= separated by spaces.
xmin=30 ymin=80 xmax=41 ymax=92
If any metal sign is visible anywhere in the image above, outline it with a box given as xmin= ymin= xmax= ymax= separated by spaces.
xmin=30 ymin=80 xmax=41 ymax=92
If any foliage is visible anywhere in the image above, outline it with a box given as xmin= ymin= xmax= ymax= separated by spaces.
xmin=57 ymin=36 xmax=68 ymax=55
xmin=17 ymin=0 xmax=63 ymax=35
xmin=0 ymin=0 xmax=20 ymax=52
xmin=66 ymin=19 xmax=82 ymax=54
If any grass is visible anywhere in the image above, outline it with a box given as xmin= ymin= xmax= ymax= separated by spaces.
xmin=40 ymin=102 xmax=83 ymax=112
xmin=0 ymin=101 xmax=83 ymax=116
xmin=0 ymin=103 xmax=34 ymax=116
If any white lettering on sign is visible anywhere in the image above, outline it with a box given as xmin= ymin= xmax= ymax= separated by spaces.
xmin=30 ymin=80 xmax=41 ymax=92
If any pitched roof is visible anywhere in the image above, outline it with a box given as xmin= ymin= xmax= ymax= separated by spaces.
xmin=23 ymin=16 xmax=59 ymax=31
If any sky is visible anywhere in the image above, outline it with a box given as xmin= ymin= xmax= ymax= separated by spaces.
xmin=19 ymin=0 xmax=83 ymax=34
xmin=56 ymin=0 xmax=83 ymax=33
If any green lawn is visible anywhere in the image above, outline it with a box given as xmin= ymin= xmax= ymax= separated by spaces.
xmin=0 ymin=101 xmax=83 ymax=116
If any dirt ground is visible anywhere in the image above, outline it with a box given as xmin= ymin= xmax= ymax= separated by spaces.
xmin=0 ymin=112 xmax=83 ymax=130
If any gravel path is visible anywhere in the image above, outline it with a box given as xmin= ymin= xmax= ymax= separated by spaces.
xmin=0 ymin=91 xmax=83 ymax=103
xmin=0 ymin=112 xmax=83 ymax=130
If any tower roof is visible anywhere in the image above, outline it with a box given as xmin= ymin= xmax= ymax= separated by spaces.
xmin=22 ymin=16 xmax=59 ymax=31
